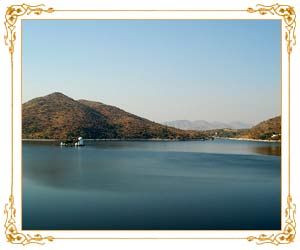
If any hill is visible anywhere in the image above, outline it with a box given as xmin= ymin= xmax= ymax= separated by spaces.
xmin=202 ymin=116 xmax=281 ymax=141
xmin=246 ymin=116 xmax=281 ymax=140
xmin=22 ymin=92 xmax=209 ymax=140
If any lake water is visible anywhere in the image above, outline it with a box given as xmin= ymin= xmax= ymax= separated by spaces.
xmin=22 ymin=139 xmax=281 ymax=230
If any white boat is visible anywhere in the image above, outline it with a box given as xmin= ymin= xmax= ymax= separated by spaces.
xmin=60 ymin=137 xmax=84 ymax=147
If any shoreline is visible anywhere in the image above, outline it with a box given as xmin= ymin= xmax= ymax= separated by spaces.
xmin=22 ymin=137 xmax=280 ymax=143
xmin=22 ymin=138 xmax=209 ymax=142
xmin=216 ymin=137 xmax=281 ymax=143
xmin=22 ymin=139 xmax=58 ymax=141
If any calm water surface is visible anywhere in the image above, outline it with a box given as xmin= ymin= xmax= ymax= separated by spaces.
xmin=22 ymin=139 xmax=280 ymax=230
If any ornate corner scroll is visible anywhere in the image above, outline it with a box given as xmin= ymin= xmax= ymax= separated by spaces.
xmin=4 ymin=3 xmax=54 ymax=55
xmin=247 ymin=196 xmax=296 ymax=245
xmin=247 ymin=3 xmax=296 ymax=54
xmin=4 ymin=195 xmax=55 ymax=245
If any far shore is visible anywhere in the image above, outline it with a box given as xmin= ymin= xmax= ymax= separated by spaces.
xmin=216 ymin=137 xmax=281 ymax=143
xmin=22 ymin=138 xmax=209 ymax=142
xmin=22 ymin=139 xmax=58 ymax=141
xmin=22 ymin=137 xmax=280 ymax=143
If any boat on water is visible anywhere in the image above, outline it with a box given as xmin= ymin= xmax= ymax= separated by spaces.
xmin=60 ymin=137 xmax=84 ymax=147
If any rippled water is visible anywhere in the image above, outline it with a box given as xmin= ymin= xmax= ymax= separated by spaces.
xmin=22 ymin=139 xmax=281 ymax=230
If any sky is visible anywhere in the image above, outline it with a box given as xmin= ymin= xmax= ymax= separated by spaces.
xmin=22 ymin=20 xmax=280 ymax=124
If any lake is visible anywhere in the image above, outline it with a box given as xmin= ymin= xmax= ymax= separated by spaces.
xmin=22 ymin=139 xmax=281 ymax=230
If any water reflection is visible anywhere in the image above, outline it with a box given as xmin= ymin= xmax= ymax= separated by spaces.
xmin=252 ymin=145 xmax=281 ymax=156
xmin=22 ymin=139 xmax=281 ymax=230
xmin=22 ymin=141 xmax=280 ymax=192
xmin=24 ymin=138 xmax=281 ymax=156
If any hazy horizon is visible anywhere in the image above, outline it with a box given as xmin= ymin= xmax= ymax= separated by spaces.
xmin=23 ymin=20 xmax=280 ymax=124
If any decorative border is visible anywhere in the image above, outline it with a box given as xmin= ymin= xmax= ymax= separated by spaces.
xmin=247 ymin=196 xmax=296 ymax=245
xmin=247 ymin=3 xmax=296 ymax=54
xmin=3 ymin=2 xmax=296 ymax=246
xmin=4 ymin=4 xmax=55 ymax=245
xmin=4 ymin=4 xmax=54 ymax=55
xmin=4 ymin=195 xmax=54 ymax=245
xmin=246 ymin=3 xmax=296 ymax=245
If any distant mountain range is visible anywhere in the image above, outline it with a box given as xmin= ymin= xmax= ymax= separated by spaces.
xmin=22 ymin=92 xmax=209 ymax=140
xmin=163 ymin=120 xmax=253 ymax=131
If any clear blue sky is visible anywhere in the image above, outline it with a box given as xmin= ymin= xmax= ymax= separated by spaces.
xmin=22 ymin=20 xmax=280 ymax=124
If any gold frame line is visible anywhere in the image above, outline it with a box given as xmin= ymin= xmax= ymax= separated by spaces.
xmin=2 ymin=2 xmax=296 ymax=246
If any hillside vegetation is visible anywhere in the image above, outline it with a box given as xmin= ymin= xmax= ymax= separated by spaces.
xmin=202 ymin=116 xmax=281 ymax=141
xmin=246 ymin=116 xmax=281 ymax=140
xmin=22 ymin=92 xmax=209 ymax=140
